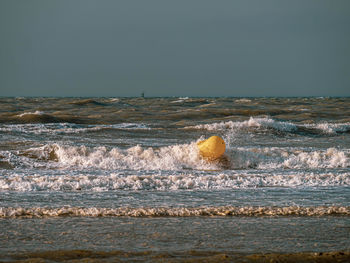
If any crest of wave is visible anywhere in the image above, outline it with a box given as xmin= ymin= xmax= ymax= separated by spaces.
xmin=35 ymin=143 xmax=218 ymax=170
xmin=226 ymin=147 xmax=350 ymax=169
xmin=56 ymin=145 xmax=348 ymax=171
xmin=187 ymin=117 xmax=350 ymax=134
xmin=311 ymin=122 xmax=350 ymax=134
xmin=21 ymin=143 xmax=350 ymax=171
xmin=1 ymin=170 xmax=349 ymax=192
xmin=281 ymin=147 xmax=349 ymax=169
xmin=187 ymin=117 xmax=297 ymax=132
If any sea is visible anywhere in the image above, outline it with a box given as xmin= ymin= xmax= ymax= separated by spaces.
xmin=0 ymin=97 xmax=349 ymax=262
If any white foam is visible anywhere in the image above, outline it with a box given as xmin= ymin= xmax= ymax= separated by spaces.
xmin=309 ymin=122 xmax=350 ymax=134
xmin=280 ymin=148 xmax=349 ymax=169
xmin=171 ymin=97 xmax=190 ymax=103
xmin=1 ymin=170 xmax=349 ymax=192
xmin=186 ymin=117 xmax=297 ymax=132
xmin=16 ymin=141 xmax=217 ymax=171
xmin=54 ymin=142 xmax=216 ymax=170
xmin=17 ymin=111 xmax=45 ymax=117
xmin=0 ymin=123 xmax=150 ymax=135
xmin=7 ymin=140 xmax=350 ymax=172
xmin=227 ymin=147 xmax=350 ymax=170
xmin=185 ymin=117 xmax=350 ymax=135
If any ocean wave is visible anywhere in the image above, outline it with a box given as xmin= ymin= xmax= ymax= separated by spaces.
xmin=15 ymin=142 xmax=215 ymax=171
xmin=16 ymin=111 xmax=62 ymax=123
xmin=185 ymin=117 xmax=350 ymax=135
xmin=186 ymin=117 xmax=297 ymax=132
xmin=310 ymin=122 xmax=350 ymax=134
xmin=5 ymin=141 xmax=350 ymax=171
xmin=230 ymin=147 xmax=350 ymax=169
xmin=235 ymin=98 xmax=252 ymax=103
xmin=0 ymin=123 xmax=150 ymax=135
xmin=17 ymin=110 xmax=45 ymax=117
xmin=1 ymin=206 xmax=348 ymax=218
xmin=1 ymin=171 xmax=349 ymax=192
xmin=171 ymin=97 xmax=190 ymax=103
xmin=69 ymin=99 xmax=106 ymax=106
xmin=12 ymin=111 xmax=84 ymax=124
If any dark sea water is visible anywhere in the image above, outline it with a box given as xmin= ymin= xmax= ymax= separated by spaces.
xmin=0 ymin=97 xmax=349 ymax=262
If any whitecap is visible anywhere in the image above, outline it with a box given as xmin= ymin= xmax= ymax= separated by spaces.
xmin=17 ymin=111 xmax=45 ymax=117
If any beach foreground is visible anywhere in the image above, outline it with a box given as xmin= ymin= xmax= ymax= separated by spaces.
xmin=1 ymin=216 xmax=349 ymax=262
xmin=3 ymin=250 xmax=350 ymax=262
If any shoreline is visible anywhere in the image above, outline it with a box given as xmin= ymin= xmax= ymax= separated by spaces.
xmin=3 ymin=250 xmax=350 ymax=263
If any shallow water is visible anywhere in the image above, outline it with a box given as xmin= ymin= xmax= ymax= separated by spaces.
xmin=0 ymin=97 xmax=349 ymax=261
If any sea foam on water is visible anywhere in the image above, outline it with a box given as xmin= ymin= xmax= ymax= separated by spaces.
xmin=13 ymin=141 xmax=349 ymax=171
xmin=186 ymin=117 xmax=350 ymax=134
xmin=1 ymin=169 xmax=349 ymax=192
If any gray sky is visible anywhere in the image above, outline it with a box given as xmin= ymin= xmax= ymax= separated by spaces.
xmin=1 ymin=0 xmax=349 ymax=97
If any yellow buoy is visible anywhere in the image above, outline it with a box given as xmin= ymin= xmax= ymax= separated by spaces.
xmin=197 ymin=136 xmax=226 ymax=160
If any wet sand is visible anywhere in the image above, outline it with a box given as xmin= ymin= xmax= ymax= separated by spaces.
xmin=247 ymin=251 xmax=350 ymax=263
xmin=1 ymin=217 xmax=349 ymax=262
xmin=4 ymin=250 xmax=350 ymax=263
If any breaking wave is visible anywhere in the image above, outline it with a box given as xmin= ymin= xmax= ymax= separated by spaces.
xmin=10 ymin=142 xmax=349 ymax=171
xmin=16 ymin=111 xmax=63 ymax=123
xmin=229 ymin=147 xmax=350 ymax=169
xmin=7 ymin=111 xmax=84 ymax=124
xmin=10 ymin=142 xmax=216 ymax=171
xmin=1 ymin=171 xmax=349 ymax=192
xmin=186 ymin=117 xmax=350 ymax=135
xmin=0 ymin=123 xmax=150 ymax=135
xmin=1 ymin=206 xmax=349 ymax=218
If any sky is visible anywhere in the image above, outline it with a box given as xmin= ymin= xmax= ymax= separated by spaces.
xmin=0 ymin=0 xmax=349 ymax=97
